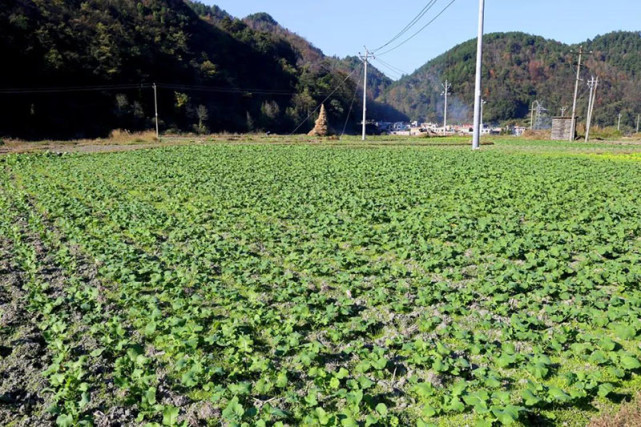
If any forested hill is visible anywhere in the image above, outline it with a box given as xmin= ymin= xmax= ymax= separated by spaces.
xmin=0 ymin=0 xmax=404 ymax=139
xmin=379 ymin=31 xmax=641 ymax=128
xmin=2 ymin=1 xmax=637 ymax=139
xmin=239 ymin=12 xmax=404 ymax=122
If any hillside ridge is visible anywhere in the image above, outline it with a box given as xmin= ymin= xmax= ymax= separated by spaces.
xmin=379 ymin=31 xmax=641 ymax=127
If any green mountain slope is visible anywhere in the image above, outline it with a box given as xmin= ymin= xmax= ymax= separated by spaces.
xmin=379 ymin=31 xmax=641 ymax=128
xmin=191 ymin=4 xmax=407 ymax=125
xmin=0 ymin=0 xmax=380 ymax=138
xmin=2 ymin=1 xmax=636 ymax=138
xmin=240 ymin=12 xmax=407 ymax=121
xmin=241 ymin=12 xmax=394 ymax=99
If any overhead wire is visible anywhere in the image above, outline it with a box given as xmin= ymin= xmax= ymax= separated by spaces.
xmin=1 ymin=4 xmax=455 ymax=131
xmin=376 ymin=0 xmax=458 ymax=57
xmin=0 ymin=83 xmax=151 ymax=94
xmin=158 ymin=83 xmax=297 ymax=96
xmin=289 ymin=66 xmax=362 ymax=135
xmin=340 ymin=65 xmax=364 ymax=139
xmin=0 ymin=83 xmax=345 ymax=97
xmin=371 ymin=62 xmax=403 ymax=80
xmin=374 ymin=57 xmax=408 ymax=76
xmin=372 ymin=58 xmax=407 ymax=78
xmin=372 ymin=0 xmax=439 ymax=53
xmin=3 ymin=2 xmax=455 ymax=131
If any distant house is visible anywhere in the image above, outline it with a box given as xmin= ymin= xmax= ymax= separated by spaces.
xmin=453 ymin=124 xmax=474 ymax=135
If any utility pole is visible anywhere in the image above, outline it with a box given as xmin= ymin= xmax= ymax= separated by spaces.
xmin=472 ymin=0 xmax=485 ymax=150
xmin=530 ymin=100 xmax=540 ymax=130
xmin=441 ymin=80 xmax=451 ymax=130
xmin=618 ymin=113 xmax=622 ymax=131
xmin=636 ymin=114 xmax=640 ymax=133
xmin=586 ymin=77 xmax=595 ymax=141
xmin=153 ymin=83 xmax=159 ymax=139
xmin=569 ymin=46 xmax=583 ymax=141
xmin=481 ymin=99 xmax=487 ymax=130
xmin=359 ymin=47 xmax=372 ymax=141
xmin=535 ymin=103 xmax=547 ymax=130
xmin=585 ymin=76 xmax=598 ymax=142
xmin=531 ymin=103 xmax=535 ymax=130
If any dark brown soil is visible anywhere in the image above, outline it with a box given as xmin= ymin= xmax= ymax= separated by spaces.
xmin=0 ymin=237 xmax=53 ymax=426
xmin=0 ymin=196 xmax=137 ymax=425
xmin=589 ymin=393 xmax=641 ymax=427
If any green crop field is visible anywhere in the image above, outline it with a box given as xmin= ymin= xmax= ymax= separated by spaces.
xmin=1 ymin=139 xmax=641 ymax=426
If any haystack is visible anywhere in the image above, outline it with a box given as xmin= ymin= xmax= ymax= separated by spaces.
xmin=308 ymin=104 xmax=330 ymax=136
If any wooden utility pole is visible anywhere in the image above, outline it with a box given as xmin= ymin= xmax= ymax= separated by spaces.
xmin=153 ymin=83 xmax=159 ymax=139
xmin=472 ymin=0 xmax=485 ymax=150
xmin=569 ymin=47 xmax=583 ymax=141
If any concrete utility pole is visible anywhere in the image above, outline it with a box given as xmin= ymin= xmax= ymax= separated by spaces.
xmin=636 ymin=114 xmax=640 ymax=133
xmin=585 ymin=76 xmax=598 ymax=142
xmin=481 ymin=99 xmax=487 ymax=130
xmin=472 ymin=0 xmax=485 ymax=150
xmin=618 ymin=113 xmax=622 ymax=131
xmin=441 ymin=80 xmax=451 ymax=130
xmin=569 ymin=46 xmax=583 ymax=141
xmin=153 ymin=83 xmax=159 ymax=139
xmin=359 ymin=47 xmax=372 ymax=141
xmin=530 ymin=100 xmax=540 ymax=130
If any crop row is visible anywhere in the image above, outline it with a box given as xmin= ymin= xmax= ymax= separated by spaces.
xmin=1 ymin=145 xmax=640 ymax=426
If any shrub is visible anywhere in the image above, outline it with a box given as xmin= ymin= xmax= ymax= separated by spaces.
xmin=108 ymin=129 xmax=158 ymax=143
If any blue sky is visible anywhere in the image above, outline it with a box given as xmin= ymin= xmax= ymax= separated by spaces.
xmin=203 ymin=0 xmax=641 ymax=80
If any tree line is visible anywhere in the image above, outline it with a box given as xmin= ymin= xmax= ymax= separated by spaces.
xmin=0 ymin=0 xmax=406 ymax=139
xmin=379 ymin=31 xmax=641 ymax=129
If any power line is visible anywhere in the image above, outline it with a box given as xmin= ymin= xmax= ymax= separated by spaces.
xmin=372 ymin=0 xmax=439 ymax=53
xmin=372 ymin=57 xmax=408 ymax=77
xmin=376 ymin=0 xmax=458 ymax=57
xmin=0 ymin=83 xmax=151 ymax=94
xmin=372 ymin=62 xmax=403 ymax=79
xmin=0 ymin=83 xmax=305 ymax=97
xmin=376 ymin=58 xmax=408 ymax=75
xmin=158 ymin=83 xmax=296 ymax=96
xmin=289 ymin=66 xmax=362 ymax=135
xmin=341 ymin=66 xmax=364 ymax=139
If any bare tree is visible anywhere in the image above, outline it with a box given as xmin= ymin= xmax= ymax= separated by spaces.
xmin=196 ymin=104 xmax=209 ymax=134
